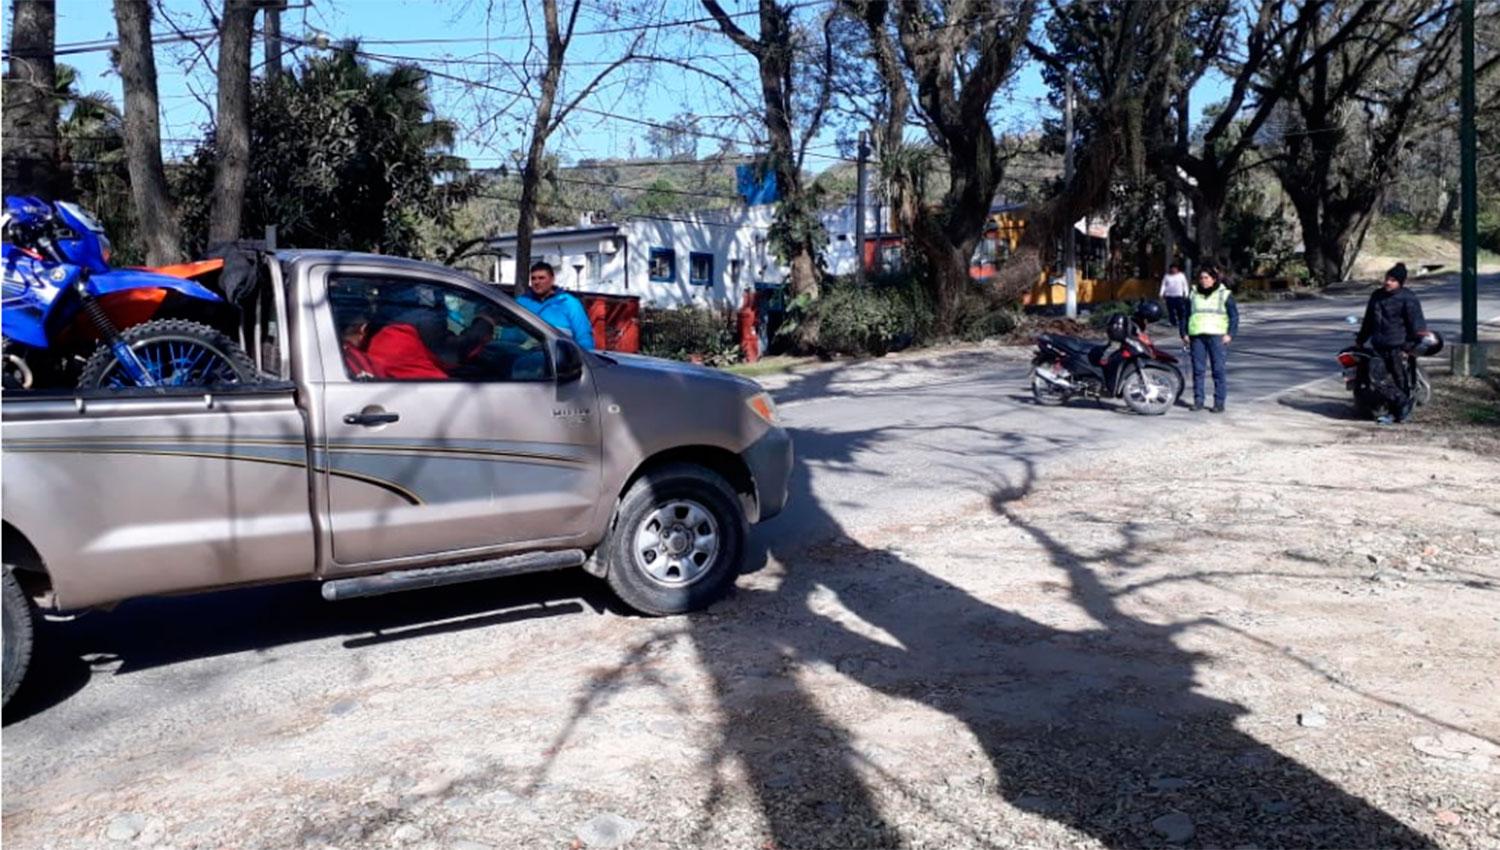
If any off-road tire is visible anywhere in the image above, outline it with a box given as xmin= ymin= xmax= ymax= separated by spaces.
xmin=77 ymin=319 xmax=258 ymax=389
xmin=603 ymin=463 xmax=746 ymax=616
xmin=3 ymin=568 xmax=35 ymax=708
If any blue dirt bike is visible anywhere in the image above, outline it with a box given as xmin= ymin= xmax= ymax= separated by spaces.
xmin=2 ymin=196 xmax=255 ymax=389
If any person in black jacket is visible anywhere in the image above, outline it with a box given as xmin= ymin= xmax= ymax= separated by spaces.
xmin=1356 ymin=263 xmax=1428 ymax=423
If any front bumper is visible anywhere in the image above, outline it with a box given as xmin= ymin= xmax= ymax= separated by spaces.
xmin=741 ymin=425 xmax=793 ymax=523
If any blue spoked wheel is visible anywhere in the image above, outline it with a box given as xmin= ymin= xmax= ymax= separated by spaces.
xmin=77 ymin=319 xmax=258 ymax=389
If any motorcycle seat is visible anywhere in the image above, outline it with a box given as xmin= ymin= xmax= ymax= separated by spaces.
xmin=1040 ymin=334 xmax=1098 ymax=355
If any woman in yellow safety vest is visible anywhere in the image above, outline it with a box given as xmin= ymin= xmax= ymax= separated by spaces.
xmin=1177 ymin=267 xmax=1240 ymax=413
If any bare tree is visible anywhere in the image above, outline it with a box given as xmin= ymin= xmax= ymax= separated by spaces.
xmin=848 ymin=0 xmax=1037 ymax=331
xmin=1144 ymin=0 xmax=1377 ymax=271
xmin=3 ymin=0 xmax=63 ymax=198
xmin=511 ymin=0 xmax=643 ymax=287
xmin=113 ymin=0 xmax=183 ymax=264
xmin=1269 ymin=0 xmax=1463 ymax=284
xmin=208 ymin=0 xmax=256 ymax=243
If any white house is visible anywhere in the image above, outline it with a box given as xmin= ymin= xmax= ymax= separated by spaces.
xmin=486 ymin=207 xmax=787 ymax=309
xmin=484 ymin=193 xmax=897 ymax=309
xmin=819 ymin=196 xmax=892 ymax=276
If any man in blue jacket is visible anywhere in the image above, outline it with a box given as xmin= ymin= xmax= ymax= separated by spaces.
xmin=516 ymin=261 xmax=596 ymax=350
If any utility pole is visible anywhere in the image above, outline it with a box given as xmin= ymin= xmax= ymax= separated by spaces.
xmin=262 ymin=0 xmax=285 ymax=81
xmin=1458 ymin=0 xmax=1480 ymax=373
xmin=855 ymin=130 xmax=870 ymax=285
xmin=1063 ymin=77 xmax=1078 ymax=319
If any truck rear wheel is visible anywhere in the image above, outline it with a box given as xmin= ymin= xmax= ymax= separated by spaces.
xmin=604 ymin=463 xmax=746 ymax=616
xmin=3 ymin=568 xmax=35 ymax=708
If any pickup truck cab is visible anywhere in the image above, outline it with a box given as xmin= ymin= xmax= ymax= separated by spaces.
xmin=1 ymin=250 xmax=792 ymax=706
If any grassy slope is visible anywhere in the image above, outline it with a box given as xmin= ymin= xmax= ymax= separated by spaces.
xmin=1355 ymin=222 xmax=1500 ymax=279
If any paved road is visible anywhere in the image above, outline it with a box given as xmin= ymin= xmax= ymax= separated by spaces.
xmin=755 ymin=273 xmax=1500 ymax=548
xmin=3 ymin=273 xmax=1496 ymax=839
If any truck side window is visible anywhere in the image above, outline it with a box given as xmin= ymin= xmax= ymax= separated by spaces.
xmin=329 ymin=276 xmax=551 ymax=382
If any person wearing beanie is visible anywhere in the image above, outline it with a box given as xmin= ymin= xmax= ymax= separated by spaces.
xmin=1356 ymin=263 xmax=1428 ymax=423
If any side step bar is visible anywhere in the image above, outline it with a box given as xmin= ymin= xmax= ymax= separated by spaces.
xmin=321 ymin=549 xmax=586 ymax=602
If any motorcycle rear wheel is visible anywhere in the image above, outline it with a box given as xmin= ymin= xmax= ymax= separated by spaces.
xmin=1030 ymin=367 xmax=1069 ymax=406
xmin=77 ymin=319 xmax=258 ymax=389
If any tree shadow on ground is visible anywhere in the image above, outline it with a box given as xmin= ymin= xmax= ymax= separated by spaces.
xmin=2 ymin=572 xmax=613 ymax=725
xmin=681 ymin=370 xmax=1437 ymax=847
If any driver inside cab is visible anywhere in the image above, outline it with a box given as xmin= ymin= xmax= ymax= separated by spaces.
xmin=362 ymin=284 xmax=499 ymax=379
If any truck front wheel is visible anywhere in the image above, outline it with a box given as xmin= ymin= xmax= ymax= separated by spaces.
xmin=604 ymin=463 xmax=746 ymax=616
xmin=2 ymin=567 xmax=35 ymax=708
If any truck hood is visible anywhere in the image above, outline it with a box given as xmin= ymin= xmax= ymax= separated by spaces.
xmin=594 ymin=352 xmax=760 ymax=392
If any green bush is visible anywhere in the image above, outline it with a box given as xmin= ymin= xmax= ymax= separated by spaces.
xmin=798 ymin=274 xmax=936 ymax=357
xmin=640 ymin=307 xmax=740 ymax=366
xmin=1086 ymin=300 xmax=1136 ymax=329
xmin=1479 ymin=208 xmax=1500 ymax=255
xmin=954 ymin=298 xmax=1022 ymax=342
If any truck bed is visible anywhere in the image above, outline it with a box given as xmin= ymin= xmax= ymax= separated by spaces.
xmin=1 ymin=384 xmax=317 ymax=609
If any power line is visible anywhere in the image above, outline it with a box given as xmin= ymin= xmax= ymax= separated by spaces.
xmin=554 ymin=173 xmax=745 ymax=202
xmin=292 ymin=37 xmax=863 ymax=164
xmin=4 ymin=28 xmax=220 ymax=60
xmin=472 ymin=192 xmax=767 ymax=232
xmin=359 ymin=1 xmax=832 ymax=44
xmin=356 ymin=47 xmax=755 ymax=69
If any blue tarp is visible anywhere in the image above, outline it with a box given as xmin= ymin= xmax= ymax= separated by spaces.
xmin=736 ymin=164 xmax=779 ymax=206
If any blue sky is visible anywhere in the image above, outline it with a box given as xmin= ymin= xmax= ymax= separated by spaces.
xmin=20 ymin=1 xmax=1229 ymax=174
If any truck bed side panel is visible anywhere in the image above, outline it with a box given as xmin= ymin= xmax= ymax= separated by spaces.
xmin=1 ymin=388 xmax=316 ymax=609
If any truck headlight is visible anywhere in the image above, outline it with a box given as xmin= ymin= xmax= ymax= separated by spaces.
xmin=747 ymin=391 xmax=778 ymax=424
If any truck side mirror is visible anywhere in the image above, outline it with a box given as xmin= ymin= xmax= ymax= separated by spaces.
xmin=555 ymin=339 xmax=584 ymax=384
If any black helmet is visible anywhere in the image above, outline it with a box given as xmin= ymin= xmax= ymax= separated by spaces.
xmin=1106 ymin=314 xmax=1132 ymax=342
xmin=1412 ymin=330 xmax=1444 ymax=357
xmin=1133 ymin=300 xmax=1164 ymax=325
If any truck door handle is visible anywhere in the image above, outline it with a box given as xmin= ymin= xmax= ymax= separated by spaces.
xmin=344 ymin=410 xmax=400 ymax=426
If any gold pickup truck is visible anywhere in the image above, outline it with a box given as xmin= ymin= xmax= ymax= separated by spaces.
xmin=1 ymin=250 xmax=792 ymax=707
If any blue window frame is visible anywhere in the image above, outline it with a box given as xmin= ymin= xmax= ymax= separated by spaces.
xmin=689 ymin=252 xmax=714 ymax=286
xmin=648 ymin=248 xmax=676 ymax=282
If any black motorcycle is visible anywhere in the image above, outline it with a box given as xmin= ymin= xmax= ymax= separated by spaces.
xmin=1337 ymin=329 xmax=1440 ymax=420
xmin=1029 ymin=304 xmax=1184 ymax=416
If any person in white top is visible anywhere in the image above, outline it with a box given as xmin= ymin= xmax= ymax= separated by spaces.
xmin=1160 ymin=263 xmax=1190 ymax=331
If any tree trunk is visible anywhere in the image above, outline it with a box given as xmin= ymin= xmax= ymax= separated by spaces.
xmin=208 ymin=0 xmax=256 ymax=245
xmin=1191 ymin=175 xmax=1232 ymax=271
xmin=758 ymin=58 xmax=820 ymax=350
xmin=1435 ymin=186 xmax=1458 ymax=233
xmin=702 ymin=0 xmax=823 ymax=351
xmin=512 ymin=0 xmax=568 ymax=288
xmin=2 ymin=0 xmax=62 ymax=198
xmin=113 ymin=0 xmax=183 ymax=265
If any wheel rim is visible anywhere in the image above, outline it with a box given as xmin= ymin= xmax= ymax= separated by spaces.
xmin=98 ymin=334 xmax=244 ymax=389
xmin=633 ymin=499 xmax=721 ymax=587
xmin=1032 ymin=368 xmax=1067 ymax=402
xmin=1125 ymin=369 xmax=1174 ymax=412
